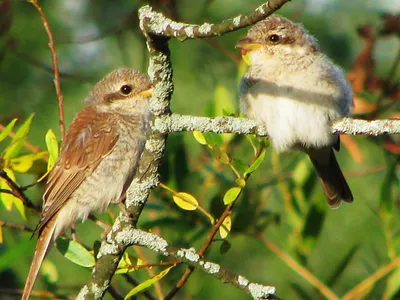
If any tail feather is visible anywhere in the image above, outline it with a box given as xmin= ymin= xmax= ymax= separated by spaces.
xmin=308 ymin=147 xmax=353 ymax=208
xmin=22 ymin=218 xmax=57 ymax=300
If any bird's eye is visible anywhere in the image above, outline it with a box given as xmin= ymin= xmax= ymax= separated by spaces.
xmin=120 ymin=85 xmax=132 ymax=95
xmin=268 ymin=34 xmax=281 ymax=43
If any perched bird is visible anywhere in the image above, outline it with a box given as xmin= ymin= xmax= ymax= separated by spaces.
xmin=237 ymin=15 xmax=353 ymax=208
xmin=22 ymin=68 xmax=152 ymax=299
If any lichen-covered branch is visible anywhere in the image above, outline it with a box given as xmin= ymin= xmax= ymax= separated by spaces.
xmin=77 ymin=10 xmax=173 ymax=300
xmin=154 ymin=114 xmax=400 ymax=136
xmin=113 ymin=227 xmax=276 ymax=300
xmin=139 ymin=0 xmax=290 ymax=41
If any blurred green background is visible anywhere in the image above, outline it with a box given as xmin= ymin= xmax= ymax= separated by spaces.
xmin=0 ymin=0 xmax=399 ymax=299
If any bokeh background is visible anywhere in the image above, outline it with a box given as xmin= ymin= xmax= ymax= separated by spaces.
xmin=0 ymin=0 xmax=399 ymax=299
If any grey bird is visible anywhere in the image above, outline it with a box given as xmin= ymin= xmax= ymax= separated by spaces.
xmin=237 ymin=15 xmax=353 ymax=208
xmin=22 ymin=68 xmax=152 ymax=299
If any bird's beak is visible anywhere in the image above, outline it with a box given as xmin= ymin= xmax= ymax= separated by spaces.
xmin=137 ymin=87 xmax=153 ymax=98
xmin=235 ymin=37 xmax=263 ymax=55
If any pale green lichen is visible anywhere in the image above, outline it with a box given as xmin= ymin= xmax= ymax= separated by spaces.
xmin=200 ymin=261 xmax=220 ymax=274
xmin=177 ymin=247 xmax=200 ymax=262
xmin=198 ymin=23 xmax=212 ymax=34
xmin=238 ymin=275 xmax=249 ymax=286
xmin=233 ymin=16 xmax=242 ymax=27
xmin=248 ymin=283 xmax=275 ymax=299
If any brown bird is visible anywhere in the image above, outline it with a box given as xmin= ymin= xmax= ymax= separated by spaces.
xmin=22 ymin=68 xmax=152 ymax=299
xmin=237 ymin=16 xmax=353 ymax=208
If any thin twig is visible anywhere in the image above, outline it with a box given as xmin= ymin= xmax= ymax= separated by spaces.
xmin=29 ymin=0 xmax=65 ymax=139
xmin=0 ymin=170 xmax=40 ymax=212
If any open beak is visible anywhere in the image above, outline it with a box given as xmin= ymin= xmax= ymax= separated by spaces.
xmin=137 ymin=87 xmax=153 ymax=98
xmin=236 ymin=37 xmax=263 ymax=55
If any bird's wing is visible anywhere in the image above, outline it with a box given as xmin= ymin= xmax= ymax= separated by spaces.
xmin=35 ymin=106 xmax=119 ymax=233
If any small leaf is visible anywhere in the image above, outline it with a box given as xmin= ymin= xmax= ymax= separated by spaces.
xmin=173 ymin=192 xmax=198 ymax=211
xmin=45 ymin=129 xmax=59 ymax=171
xmin=193 ymin=131 xmax=207 ymax=145
xmin=0 ymin=168 xmax=19 ymax=211
xmin=4 ymin=114 xmax=34 ymax=159
xmin=219 ymin=215 xmax=232 ymax=239
xmin=243 ymin=149 xmax=266 ymax=176
xmin=0 ymin=118 xmax=17 ymax=142
xmin=10 ymin=151 xmax=47 ymax=173
xmin=41 ymin=260 xmax=58 ymax=283
xmin=116 ymin=252 xmax=134 ymax=274
xmin=0 ymin=225 xmax=3 ymax=243
xmin=124 ymin=266 xmax=174 ymax=299
xmin=56 ymin=238 xmax=95 ymax=268
xmin=223 ymin=187 xmax=242 ymax=205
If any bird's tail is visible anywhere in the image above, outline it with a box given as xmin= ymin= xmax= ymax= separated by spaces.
xmin=22 ymin=218 xmax=57 ymax=300
xmin=308 ymin=147 xmax=353 ymax=208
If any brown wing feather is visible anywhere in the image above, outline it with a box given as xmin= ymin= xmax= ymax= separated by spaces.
xmin=36 ymin=106 xmax=119 ymax=233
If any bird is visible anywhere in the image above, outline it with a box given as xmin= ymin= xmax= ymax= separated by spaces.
xmin=22 ymin=68 xmax=153 ymax=299
xmin=237 ymin=15 xmax=353 ymax=208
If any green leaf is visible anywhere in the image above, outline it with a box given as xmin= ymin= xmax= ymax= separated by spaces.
xmin=223 ymin=187 xmax=242 ymax=205
xmin=219 ymin=215 xmax=232 ymax=239
xmin=4 ymin=114 xmax=34 ymax=159
xmin=0 ymin=118 xmax=17 ymax=142
xmin=173 ymin=192 xmax=198 ymax=211
xmin=243 ymin=149 xmax=266 ymax=176
xmin=0 ymin=168 xmax=19 ymax=211
xmin=10 ymin=151 xmax=47 ymax=173
xmin=56 ymin=238 xmax=95 ymax=267
xmin=192 ymin=131 xmax=207 ymax=145
xmin=45 ymin=129 xmax=59 ymax=171
xmin=116 ymin=252 xmax=134 ymax=274
xmin=124 ymin=266 xmax=174 ymax=299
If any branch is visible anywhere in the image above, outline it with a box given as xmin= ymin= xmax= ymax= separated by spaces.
xmin=154 ymin=114 xmax=400 ymax=136
xmin=0 ymin=170 xmax=39 ymax=211
xmin=140 ymin=0 xmax=290 ymax=40
xmin=113 ymin=227 xmax=276 ymax=300
xmin=29 ymin=0 xmax=65 ymax=139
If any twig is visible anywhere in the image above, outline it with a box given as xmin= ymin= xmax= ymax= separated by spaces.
xmin=140 ymin=0 xmax=290 ymax=40
xmin=0 ymin=221 xmax=34 ymax=233
xmin=29 ymin=0 xmax=65 ymax=139
xmin=0 ymin=170 xmax=40 ymax=212
xmin=110 ymin=227 xmax=276 ymax=300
